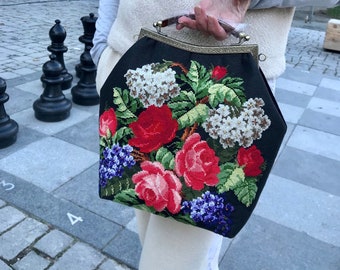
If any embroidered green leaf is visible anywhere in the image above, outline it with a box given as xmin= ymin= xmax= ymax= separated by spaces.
xmin=206 ymin=137 xmax=238 ymax=163
xmin=222 ymin=76 xmax=246 ymax=103
xmin=121 ymin=86 xmax=141 ymax=112
xmin=134 ymin=204 xmax=156 ymax=213
xmin=113 ymin=127 xmax=133 ymax=144
xmin=113 ymin=87 xmax=138 ymax=124
xmin=222 ymin=76 xmax=244 ymax=86
xmin=177 ymin=103 xmax=209 ymax=129
xmin=100 ymin=136 xmax=109 ymax=147
xmin=100 ymin=135 xmax=115 ymax=153
xmin=217 ymin=162 xmax=234 ymax=183
xmin=187 ymin=60 xmax=200 ymax=84
xmin=153 ymin=60 xmax=173 ymax=72
xmin=217 ymin=164 xmax=245 ymax=193
xmin=101 ymin=177 xmax=134 ymax=198
xmin=172 ymin=214 xmax=196 ymax=225
xmin=229 ymin=167 xmax=246 ymax=188
xmin=114 ymin=188 xmax=141 ymax=206
xmin=182 ymin=183 xmax=209 ymax=201
xmin=155 ymin=147 xmax=175 ymax=170
xmin=179 ymin=61 xmax=213 ymax=99
xmin=168 ymin=91 xmax=196 ymax=118
xmin=208 ymin=84 xmax=242 ymax=108
xmin=233 ymin=177 xmax=258 ymax=207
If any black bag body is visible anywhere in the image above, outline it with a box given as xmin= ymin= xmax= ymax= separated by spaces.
xmin=98 ymin=28 xmax=286 ymax=238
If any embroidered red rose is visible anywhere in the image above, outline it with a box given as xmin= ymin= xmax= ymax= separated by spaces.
xmin=99 ymin=108 xmax=117 ymax=137
xmin=175 ymin=133 xmax=220 ymax=191
xmin=211 ymin=66 xmax=227 ymax=81
xmin=132 ymin=161 xmax=182 ymax=214
xmin=128 ymin=105 xmax=178 ymax=153
xmin=237 ymin=145 xmax=264 ymax=177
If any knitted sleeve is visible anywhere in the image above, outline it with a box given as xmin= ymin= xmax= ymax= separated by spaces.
xmin=250 ymin=0 xmax=339 ymax=9
xmin=91 ymin=0 xmax=120 ymax=66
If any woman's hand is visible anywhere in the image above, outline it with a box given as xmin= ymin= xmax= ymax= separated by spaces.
xmin=176 ymin=0 xmax=251 ymax=41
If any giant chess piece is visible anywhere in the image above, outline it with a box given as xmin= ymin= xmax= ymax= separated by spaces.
xmin=34 ymin=54 xmax=72 ymax=122
xmin=0 ymin=77 xmax=19 ymax=148
xmin=76 ymin=13 xmax=97 ymax=78
xmin=41 ymin=19 xmax=73 ymax=90
xmin=71 ymin=46 xmax=99 ymax=106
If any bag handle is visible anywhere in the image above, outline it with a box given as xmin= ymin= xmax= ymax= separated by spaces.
xmin=153 ymin=14 xmax=250 ymax=45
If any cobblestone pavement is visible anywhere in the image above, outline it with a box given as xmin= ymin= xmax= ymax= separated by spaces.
xmin=0 ymin=200 xmax=130 ymax=270
xmin=1 ymin=1 xmax=340 ymax=270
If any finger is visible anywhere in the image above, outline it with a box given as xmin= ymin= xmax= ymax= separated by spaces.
xmin=194 ymin=6 xmax=209 ymax=33
xmin=207 ymin=15 xmax=229 ymax=41
xmin=176 ymin=23 xmax=185 ymax=30
xmin=177 ymin=16 xmax=197 ymax=30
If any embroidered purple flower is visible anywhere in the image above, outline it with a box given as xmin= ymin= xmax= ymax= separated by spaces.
xmin=99 ymin=144 xmax=135 ymax=187
xmin=181 ymin=191 xmax=234 ymax=236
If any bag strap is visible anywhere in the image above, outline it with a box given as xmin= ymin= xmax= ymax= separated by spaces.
xmin=153 ymin=14 xmax=250 ymax=45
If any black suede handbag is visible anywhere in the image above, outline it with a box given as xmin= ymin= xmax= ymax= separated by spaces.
xmin=98 ymin=16 xmax=286 ymax=238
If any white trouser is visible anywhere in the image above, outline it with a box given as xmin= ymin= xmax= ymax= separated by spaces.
xmin=135 ymin=210 xmax=223 ymax=270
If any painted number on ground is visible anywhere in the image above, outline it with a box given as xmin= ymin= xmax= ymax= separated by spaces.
xmin=0 ymin=180 xmax=15 ymax=191
xmin=67 ymin=212 xmax=83 ymax=226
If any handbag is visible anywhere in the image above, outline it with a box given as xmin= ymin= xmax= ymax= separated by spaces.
xmin=98 ymin=15 xmax=286 ymax=238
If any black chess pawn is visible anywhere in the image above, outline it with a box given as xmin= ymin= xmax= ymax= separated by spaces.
xmin=34 ymin=54 xmax=72 ymax=122
xmin=0 ymin=77 xmax=19 ymax=148
xmin=71 ymin=46 xmax=99 ymax=106
xmin=76 ymin=13 xmax=97 ymax=78
xmin=41 ymin=19 xmax=73 ymax=90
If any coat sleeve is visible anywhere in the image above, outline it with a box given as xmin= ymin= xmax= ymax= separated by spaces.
xmin=91 ymin=0 xmax=120 ymax=66
xmin=250 ymin=0 xmax=339 ymax=9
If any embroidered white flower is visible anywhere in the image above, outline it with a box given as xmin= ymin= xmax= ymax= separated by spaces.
xmin=202 ymin=98 xmax=271 ymax=148
xmin=124 ymin=63 xmax=181 ymax=107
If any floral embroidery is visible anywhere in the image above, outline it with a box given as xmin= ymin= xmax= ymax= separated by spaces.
xmin=125 ymin=62 xmax=181 ymax=107
xmin=202 ymin=98 xmax=270 ymax=148
xmin=99 ymin=144 xmax=135 ymax=186
xmin=99 ymin=108 xmax=117 ymax=137
xmin=128 ymin=105 xmax=178 ymax=153
xmin=133 ymin=161 xmax=182 ymax=214
xmin=175 ymin=133 xmax=220 ymax=191
xmin=182 ymin=191 xmax=234 ymax=236
xmin=99 ymin=60 xmax=271 ymax=236
xmin=211 ymin=66 xmax=228 ymax=81
xmin=237 ymin=145 xmax=264 ymax=177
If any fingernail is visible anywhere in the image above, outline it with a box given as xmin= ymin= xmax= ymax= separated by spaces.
xmin=195 ymin=6 xmax=201 ymax=15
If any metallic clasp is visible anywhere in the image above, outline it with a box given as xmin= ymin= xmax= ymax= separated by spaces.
xmin=153 ymin=21 xmax=163 ymax=34
xmin=236 ymin=32 xmax=250 ymax=45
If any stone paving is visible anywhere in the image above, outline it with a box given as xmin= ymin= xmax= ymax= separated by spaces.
xmin=1 ymin=1 xmax=340 ymax=270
